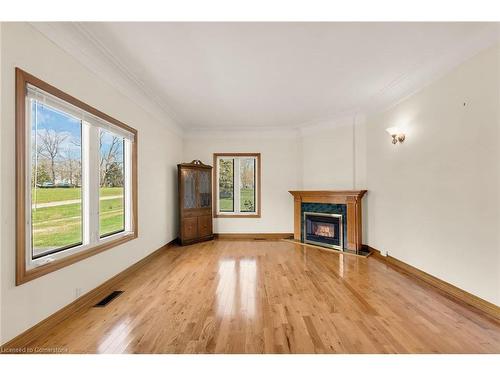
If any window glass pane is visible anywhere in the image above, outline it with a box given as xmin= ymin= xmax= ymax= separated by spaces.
xmin=240 ymin=158 xmax=256 ymax=212
xmin=219 ymin=158 xmax=234 ymax=212
xmin=31 ymin=101 xmax=83 ymax=258
xmin=99 ymin=130 xmax=125 ymax=237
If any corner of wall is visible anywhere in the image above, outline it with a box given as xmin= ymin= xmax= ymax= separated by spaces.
xmin=498 ymin=53 xmax=500 ymax=305
xmin=353 ymin=114 xmax=367 ymax=190
xmin=352 ymin=114 xmax=369 ymax=244
xmin=296 ymin=130 xmax=304 ymax=190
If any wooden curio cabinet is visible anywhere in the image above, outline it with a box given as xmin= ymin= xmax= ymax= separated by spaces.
xmin=177 ymin=160 xmax=214 ymax=245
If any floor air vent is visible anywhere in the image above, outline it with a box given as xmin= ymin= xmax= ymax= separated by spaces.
xmin=94 ymin=291 xmax=123 ymax=307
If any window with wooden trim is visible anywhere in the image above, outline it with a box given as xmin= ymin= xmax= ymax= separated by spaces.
xmin=213 ymin=153 xmax=261 ymax=218
xmin=16 ymin=68 xmax=138 ymax=285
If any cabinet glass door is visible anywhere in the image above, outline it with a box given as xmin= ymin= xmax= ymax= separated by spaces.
xmin=183 ymin=169 xmax=196 ymax=209
xmin=198 ymin=169 xmax=211 ymax=208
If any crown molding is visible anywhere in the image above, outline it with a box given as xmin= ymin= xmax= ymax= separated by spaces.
xmin=184 ymin=113 xmax=368 ymax=139
xmin=29 ymin=22 xmax=184 ymax=137
xmin=298 ymin=115 xmax=356 ymax=136
xmin=184 ymin=127 xmax=301 ymax=140
xmin=185 ymin=112 xmax=365 ymax=138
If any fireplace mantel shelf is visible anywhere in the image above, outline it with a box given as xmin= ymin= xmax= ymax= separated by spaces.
xmin=289 ymin=190 xmax=367 ymax=252
xmin=289 ymin=190 xmax=367 ymax=201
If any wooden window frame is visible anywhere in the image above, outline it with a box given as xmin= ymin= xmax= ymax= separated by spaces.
xmin=212 ymin=153 xmax=261 ymax=218
xmin=15 ymin=68 xmax=138 ymax=285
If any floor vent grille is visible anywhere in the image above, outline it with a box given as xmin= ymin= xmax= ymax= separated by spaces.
xmin=94 ymin=291 xmax=123 ymax=307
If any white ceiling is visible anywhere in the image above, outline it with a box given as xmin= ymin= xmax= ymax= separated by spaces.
xmin=35 ymin=22 xmax=500 ymax=131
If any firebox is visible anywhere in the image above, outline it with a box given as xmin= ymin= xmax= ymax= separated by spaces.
xmin=303 ymin=212 xmax=343 ymax=250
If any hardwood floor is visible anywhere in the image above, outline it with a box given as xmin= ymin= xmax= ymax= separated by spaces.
xmin=23 ymin=240 xmax=500 ymax=353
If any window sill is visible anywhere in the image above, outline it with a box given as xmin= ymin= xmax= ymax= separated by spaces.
xmin=17 ymin=232 xmax=137 ymax=286
xmin=214 ymin=213 xmax=261 ymax=218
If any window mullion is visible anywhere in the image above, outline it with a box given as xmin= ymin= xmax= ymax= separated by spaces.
xmin=254 ymin=157 xmax=258 ymax=214
xmin=215 ymin=157 xmax=219 ymax=214
xmin=234 ymin=158 xmax=241 ymax=214
xmin=87 ymin=124 xmax=100 ymax=245
xmin=124 ymin=140 xmax=132 ymax=231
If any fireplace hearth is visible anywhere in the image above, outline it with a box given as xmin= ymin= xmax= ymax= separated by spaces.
xmin=303 ymin=212 xmax=343 ymax=250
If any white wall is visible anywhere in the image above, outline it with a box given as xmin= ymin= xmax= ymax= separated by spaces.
xmin=301 ymin=123 xmax=355 ymax=189
xmin=0 ymin=23 xmax=183 ymax=344
xmin=300 ymin=116 xmax=367 ymax=190
xmin=365 ymin=44 xmax=500 ymax=305
xmin=183 ymin=130 xmax=301 ymax=233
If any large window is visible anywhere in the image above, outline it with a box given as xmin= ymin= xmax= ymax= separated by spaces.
xmin=16 ymin=68 xmax=137 ymax=285
xmin=213 ymin=153 xmax=261 ymax=218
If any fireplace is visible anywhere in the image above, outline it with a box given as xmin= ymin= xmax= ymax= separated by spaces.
xmin=303 ymin=212 xmax=343 ymax=250
xmin=290 ymin=191 xmax=366 ymax=252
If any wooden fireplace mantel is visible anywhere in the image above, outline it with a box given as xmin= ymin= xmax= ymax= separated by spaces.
xmin=289 ymin=190 xmax=367 ymax=252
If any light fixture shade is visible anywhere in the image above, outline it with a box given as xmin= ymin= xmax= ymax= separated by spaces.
xmin=386 ymin=126 xmax=406 ymax=144
xmin=385 ymin=127 xmax=399 ymax=136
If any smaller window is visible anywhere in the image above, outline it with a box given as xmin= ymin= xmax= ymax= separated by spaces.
xmin=213 ymin=153 xmax=261 ymax=218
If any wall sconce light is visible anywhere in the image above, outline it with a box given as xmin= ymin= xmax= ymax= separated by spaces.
xmin=385 ymin=127 xmax=406 ymax=145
